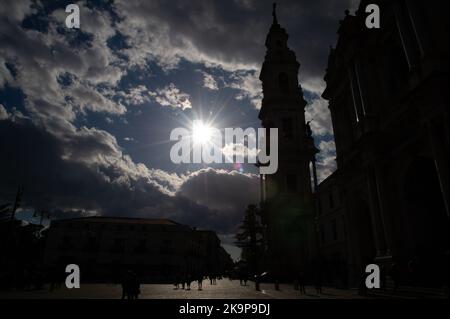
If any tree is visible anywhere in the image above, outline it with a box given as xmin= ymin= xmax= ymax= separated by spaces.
xmin=235 ymin=204 xmax=264 ymax=275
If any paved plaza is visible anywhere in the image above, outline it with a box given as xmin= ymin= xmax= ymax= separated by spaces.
xmin=1 ymin=279 xmax=365 ymax=299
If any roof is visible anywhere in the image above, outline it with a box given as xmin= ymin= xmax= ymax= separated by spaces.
xmin=52 ymin=216 xmax=182 ymax=226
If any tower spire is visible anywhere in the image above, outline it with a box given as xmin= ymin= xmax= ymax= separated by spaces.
xmin=272 ymin=3 xmax=278 ymax=25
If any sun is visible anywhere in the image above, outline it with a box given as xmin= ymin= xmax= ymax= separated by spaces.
xmin=192 ymin=120 xmax=213 ymax=145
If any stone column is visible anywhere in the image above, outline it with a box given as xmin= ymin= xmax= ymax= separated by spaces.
xmin=366 ymin=169 xmax=387 ymax=257
xmin=342 ymin=190 xmax=361 ymax=287
xmin=404 ymin=1 xmax=429 ymax=58
xmin=348 ymin=67 xmax=364 ymax=122
xmin=311 ymin=159 xmax=318 ymax=192
xmin=427 ymin=121 xmax=449 ymax=217
xmin=393 ymin=1 xmax=420 ymax=69
xmin=259 ymin=174 xmax=266 ymax=204
xmin=354 ymin=60 xmax=368 ymax=116
xmin=373 ymin=166 xmax=393 ymax=256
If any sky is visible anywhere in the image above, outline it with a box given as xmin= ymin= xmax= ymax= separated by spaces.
xmin=0 ymin=0 xmax=358 ymax=260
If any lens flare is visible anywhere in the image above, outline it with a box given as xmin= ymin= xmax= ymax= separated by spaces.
xmin=192 ymin=120 xmax=213 ymax=145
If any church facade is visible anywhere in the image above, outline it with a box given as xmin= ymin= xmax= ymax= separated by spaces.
xmin=259 ymin=0 xmax=448 ymax=287
xmin=319 ymin=0 xmax=448 ymax=287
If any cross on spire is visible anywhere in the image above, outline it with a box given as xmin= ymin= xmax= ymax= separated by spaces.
xmin=272 ymin=3 xmax=278 ymax=25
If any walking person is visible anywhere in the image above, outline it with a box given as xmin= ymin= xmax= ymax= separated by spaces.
xmin=186 ymin=273 xmax=192 ymax=290
xmin=358 ymin=268 xmax=368 ymax=296
xmin=298 ymin=269 xmax=306 ymax=294
xmin=121 ymin=271 xmax=132 ymax=299
xmin=390 ymin=262 xmax=400 ymax=294
xmin=174 ymin=274 xmax=180 ymax=290
xmin=243 ymin=272 xmax=248 ymax=286
xmin=129 ymin=272 xmax=141 ymax=300
xmin=197 ymin=273 xmax=203 ymax=291
xmin=314 ymin=266 xmax=323 ymax=294
xmin=181 ymin=270 xmax=187 ymax=289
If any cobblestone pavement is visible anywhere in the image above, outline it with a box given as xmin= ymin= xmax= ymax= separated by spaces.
xmin=1 ymin=279 xmax=366 ymax=299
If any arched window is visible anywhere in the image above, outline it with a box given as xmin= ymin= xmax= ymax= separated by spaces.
xmin=278 ymin=73 xmax=290 ymax=94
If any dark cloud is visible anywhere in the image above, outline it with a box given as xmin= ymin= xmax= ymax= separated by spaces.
xmin=178 ymin=168 xmax=259 ymax=231
xmin=0 ymin=117 xmax=256 ymax=234
xmin=116 ymin=0 xmax=357 ymax=80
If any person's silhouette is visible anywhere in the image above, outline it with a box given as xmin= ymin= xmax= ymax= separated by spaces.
xmin=197 ymin=273 xmax=203 ymax=290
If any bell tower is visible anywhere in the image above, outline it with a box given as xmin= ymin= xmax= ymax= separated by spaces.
xmin=259 ymin=3 xmax=319 ymax=277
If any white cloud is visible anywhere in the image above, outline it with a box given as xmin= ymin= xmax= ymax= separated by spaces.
xmin=0 ymin=104 xmax=9 ymax=120
xmin=221 ymin=142 xmax=258 ymax=161
xmin=0 ymin=1 xmax=127 ymax=131
xmin=118 ymin=85 xmax=152 ymax=106
xmin=70 ymin=82 xmax=127 ymax=115
xmin=201 ymin=71 xmax=219 ymax=90
xmin=151 ymin=83 xmax=192 ymax=110
xmin=227 ymin=71 xmax=262 ymax=109
xmin=305 ymin=97 xmax=334 ymax=137
xmin=0 ymin=57 xmax=13 ymax=89
xmin=0 ymin=0 xmax=35 ymax=23
xmin=316 ymin=140 xmax=337 ymax=183
xmin=301 ymin=76 xmax=326 ymax=96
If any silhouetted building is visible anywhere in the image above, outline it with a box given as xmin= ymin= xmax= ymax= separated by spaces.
xmin=0 ymin=220 xmax=46 ymax=289
xmin=258 ymin=1 xmax=448 ymax=288
xmin=258 ymin=4 xmax=319 ymax=279
xmin=319 ymin=0 xmax=449 ymax=286
xmin=43 ymin=217 xmax=232 ymax=282
xmin=314 ymin=172 xmax=348 ymax=288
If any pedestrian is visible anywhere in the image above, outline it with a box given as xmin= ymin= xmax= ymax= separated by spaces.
xmin=380 ymin=265 xmax=387 ymax=292
xmin=197 ymin=274 xmax=203 ymax=291
xmin=129 ymin=272 xmax=141 ymax=299
xmin=314 ymin=267 xmax=323 ymax=294
xmin=186 ymin=274 xmax=192 ymax=290
xmin=121 ymin=271 xmax=132 ymax=299
xmin=243 ymin=273 xmax=248 ymax=286
xmin=298 ymin=269 xmax=306 ymax=294
xmin=358 ymin=268 xmax=368 ymax=296
xmin=390 ymin=262 xmax=400 ymax=294
xmin=181 ymin=271 xmax=186 ymax=289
